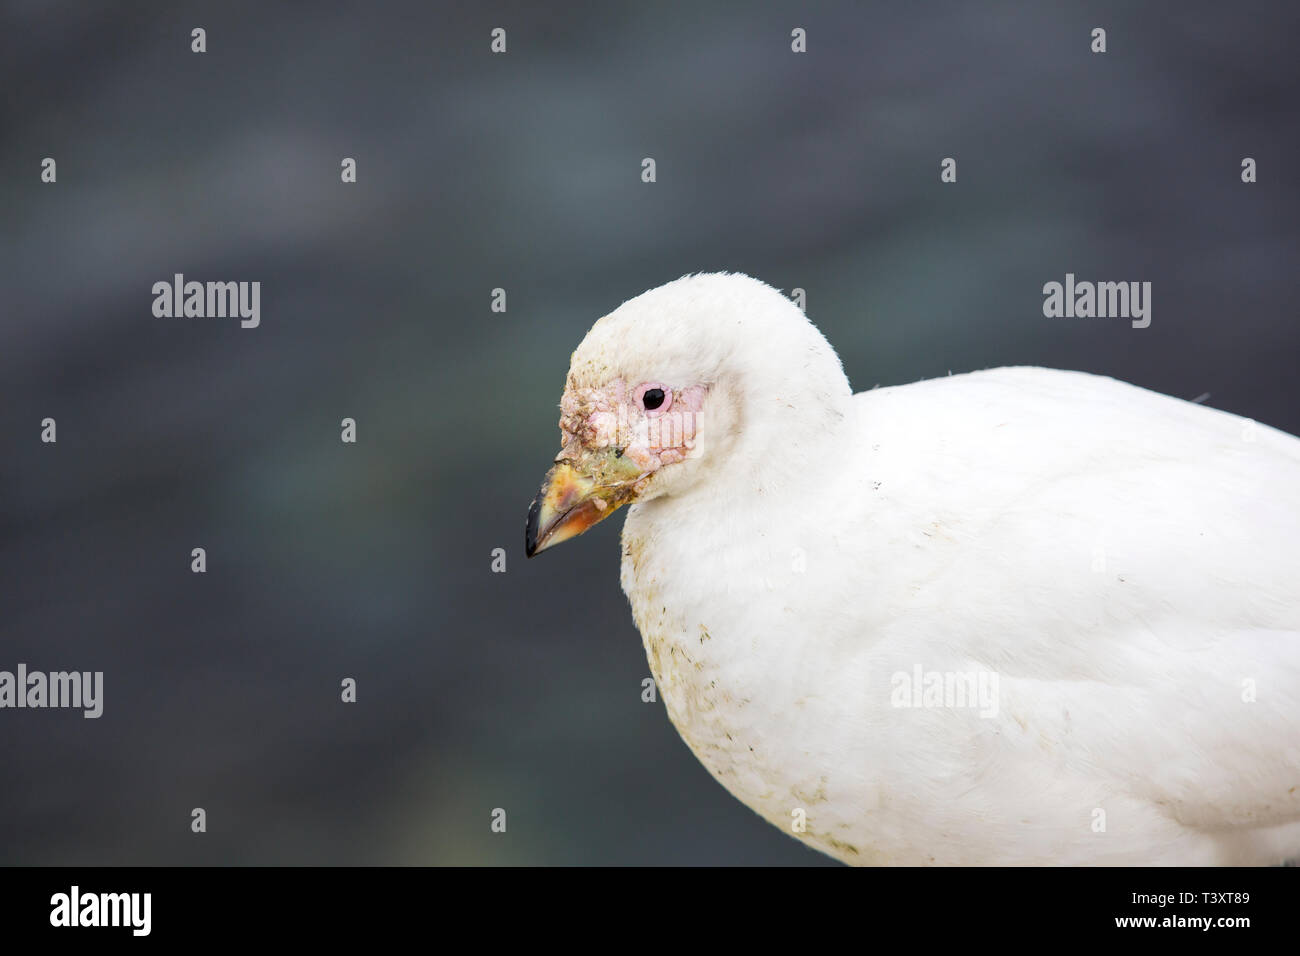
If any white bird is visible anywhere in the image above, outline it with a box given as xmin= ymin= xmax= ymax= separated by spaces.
xmin=525 ymin=273 xmax=1300 ymax=865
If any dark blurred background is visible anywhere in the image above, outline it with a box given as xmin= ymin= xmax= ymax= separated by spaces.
xmin=1 ymin=0 xmax=1297 ymax=865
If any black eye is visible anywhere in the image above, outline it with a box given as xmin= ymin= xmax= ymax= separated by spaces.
xmin=642 ymin=388 xmax=665 ymax=410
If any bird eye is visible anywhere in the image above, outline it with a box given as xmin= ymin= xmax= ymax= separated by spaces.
xmin=634 ymin=382 xmax=672 ymax=414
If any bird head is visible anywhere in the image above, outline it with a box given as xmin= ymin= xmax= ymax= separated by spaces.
xmin=525 ymin=273 xmax=851 ymax=556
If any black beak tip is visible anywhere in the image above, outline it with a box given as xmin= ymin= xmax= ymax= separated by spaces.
xmin=524 ymin=495 xmax=541 ymax=558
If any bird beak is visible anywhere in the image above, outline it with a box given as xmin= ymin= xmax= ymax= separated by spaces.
xmin=525 ymin=449 xmax=643 ymax=557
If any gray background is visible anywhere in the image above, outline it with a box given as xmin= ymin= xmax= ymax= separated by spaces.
xmin=1 ymin=0 xmax=1297 ymax=864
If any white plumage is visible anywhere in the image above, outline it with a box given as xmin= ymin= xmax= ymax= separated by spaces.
xmin=528 ymin=273 xmax=1300 ymax=865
